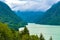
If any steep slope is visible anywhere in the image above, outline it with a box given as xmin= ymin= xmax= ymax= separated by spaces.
xmin=38 ymin=1 xmax=60 ymax=25
xmin=0 ymin=1 xmax=27 ymax=30
xmin=15 ymin=11 xmax=44 ymax=23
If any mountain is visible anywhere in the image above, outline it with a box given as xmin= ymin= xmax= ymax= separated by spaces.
xmin=15 ymin=11 xmax=44 ymax=23
xmin=38 ymin=1 xmax=60 ymax=25
xmin=0 ymin=1 xmax=27 ymax=30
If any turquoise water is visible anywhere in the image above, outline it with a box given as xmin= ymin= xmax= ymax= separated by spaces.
xmin=19 ymin=23 xmax=60 ymax=40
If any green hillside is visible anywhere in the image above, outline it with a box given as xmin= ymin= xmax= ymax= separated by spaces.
xmin=38 ymin=1 xmax=60 ymax=25
xmin=0 ymin=1 xmax=27 ymax=30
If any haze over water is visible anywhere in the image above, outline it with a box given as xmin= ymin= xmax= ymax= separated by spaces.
xmin=19 ymin=23 xmax=60 ymax=40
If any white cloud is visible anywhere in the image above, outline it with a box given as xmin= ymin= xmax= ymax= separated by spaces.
xmin=9 ymin=1 xmax=50 ymax=11
xmin=2 ymin=0 xmax=60 ymax=11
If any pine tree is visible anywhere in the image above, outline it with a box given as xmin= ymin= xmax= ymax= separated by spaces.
xmin=40 ymin=33 xmax=45 ymax=40
xmin=19 ymin=27 xmax=30 ymax=40
xmin=49 ymin=36 xmax=52 ymax=40
xmin=23 ymin=27 xmax=29 ymax=35
xmin=30 ymin=35 xmax=39 ymax=40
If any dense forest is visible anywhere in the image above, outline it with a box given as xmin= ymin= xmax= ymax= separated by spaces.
xmin=0 ymin=22 xmax=52 ymax=40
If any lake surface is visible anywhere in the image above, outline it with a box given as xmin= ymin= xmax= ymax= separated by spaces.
xmin=19 ymin=23 xmax=60 ymax=40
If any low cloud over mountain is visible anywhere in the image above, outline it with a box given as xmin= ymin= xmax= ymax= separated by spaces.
xmin=0 ymin=0 xmax=60 ymax=11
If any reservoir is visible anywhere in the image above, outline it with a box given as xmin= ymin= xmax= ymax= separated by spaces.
xmin=19 ymin=23 xmax=60 ymax=40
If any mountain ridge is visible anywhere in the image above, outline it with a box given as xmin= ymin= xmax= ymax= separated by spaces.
xmin=15 ymin=11 xmax=44 ymax=23
xmin=0 ymin=1 xmax=27 ymax=30
xmin=38 ymin=1 xmax=60 ymax=25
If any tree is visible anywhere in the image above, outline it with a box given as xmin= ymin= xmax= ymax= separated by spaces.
xmin=11 ymin=29 xmax=18 ymax=40
xmin=21 ymin=34 xmax=30 ymax=40
xmin=0 ymin=22 xmax=14 ymax=40
xmin=49 ymin=36 xmax=52 ymax=40
xmin=40 ymin=33 xmax=45 ymax=40
xmin=19 ymin=27 xmax=30 ymax=40
xmin=30 ymin=35 xmax=39 ymax=40
xmin=0 ymin=22 xmax=52 ymax=40
xmin=23 ymin=27 xmax=29 ymax=35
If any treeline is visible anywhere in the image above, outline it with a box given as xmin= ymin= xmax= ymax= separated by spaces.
xmin=0 ymin=22 xmax=52 ymax=40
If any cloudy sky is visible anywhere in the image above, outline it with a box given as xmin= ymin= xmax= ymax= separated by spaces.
xmin=0 ymin=0 xmax=60 ymax=11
